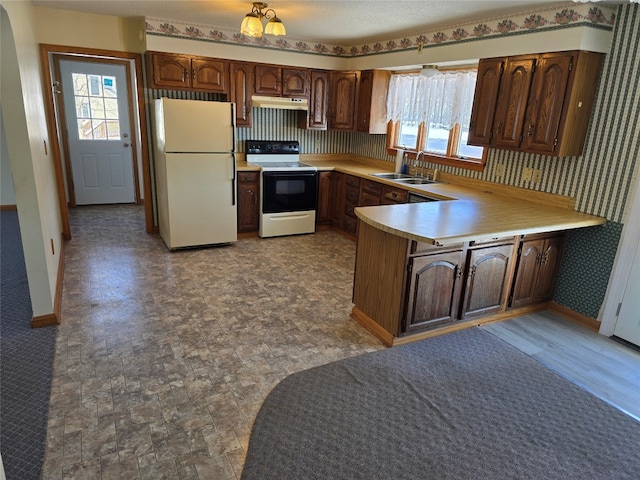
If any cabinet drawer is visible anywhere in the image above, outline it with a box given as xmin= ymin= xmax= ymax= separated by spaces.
xmin=238 ymin=171 xmax=259 ymax=183
xmin=411 ymin=241 xmax=464 ymax=256
xmin=469 ymin=236 xmax=515 ymax=248
xmin=381 ymin=186 xmax=408 ymax=204
xmin=345 ymin=186 xmax=360 ymax=204
xmin=345 ymin=175 xmax=361 ymax=188
xmin=344 ymin=204 xmax=356 ymax=218
xmin=360 ymin=191 xmax=381 ymax=207
xmin=361 ymin=179 xmax=383 ymax=195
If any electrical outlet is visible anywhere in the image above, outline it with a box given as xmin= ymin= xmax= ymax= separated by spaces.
xmin=522 ymin=167 xmax=533 ymax=182
xmin=532 ymin=169 xmax=542 ymax=183
xmin=315 ymin=139 xmax=320 ymax=152
xmin=495 ymin=164 xmax=505 ymax=178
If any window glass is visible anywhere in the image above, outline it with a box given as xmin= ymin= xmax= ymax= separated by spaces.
xmin=71 ymin=72 xmax=120 ymax=140
xmin=425 ymin=123 xmax=449 ymax=155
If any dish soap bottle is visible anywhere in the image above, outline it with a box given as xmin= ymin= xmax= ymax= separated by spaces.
xmin=401 ymin=152 xmax=409 ymax=174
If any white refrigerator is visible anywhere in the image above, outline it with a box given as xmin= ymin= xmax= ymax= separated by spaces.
xmin=154 ymin=98 xmax=237 ymax=249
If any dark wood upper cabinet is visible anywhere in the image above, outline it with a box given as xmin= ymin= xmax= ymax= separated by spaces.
xmin=148 ymin=52 xmax=228 ymax=93
xmin=329 ymin=71 xmax=360 ymax=131
xmin=492 ymin=55 xmax=537 ymax=149
xmin=149 ymin=53 xmax=191 ymax=89
xmin=356 ymin=70 xmax=391 ymax=134
xmin=190 ymin=58 xmax=228 ymax=93
xmin=469 ymin=50 xmax=603 ymax=156
xmin=254 ymin=65 xmax=309 ymax=98
xmin=468 ymin=59 xmax=504 ymax=146
xmin=229 ymin=62 xmax=253 ymax=127
xmin=282 ymin=68 xmax=309 ymax=97
xmin=298 ymin=70 xmax=329 ymax=130
xmin=521 ymin=53 xmax=573 ymax=154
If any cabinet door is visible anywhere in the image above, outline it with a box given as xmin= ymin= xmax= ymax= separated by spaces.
xmin=237 ymin=172 xmax=260 ymax=232
xmin=510 ymin=239 xmax=544 ymax=308
xmin=329 ymin=71 xmax=359 ymax=131
xmin=282 ymin=68 xmax=309 ymax=98
xmin=468 ymin=58 xmax=503 ymax=146
xmin=316 ymin=171 xmax=332 ymax=224
xmin=150 ymin=53 xmax=191 ymax=89
xmin=254 ymin=65 xmax=281 ymax=96
xmin=331 ymin=172 xmax=345 ymax=227
xmin=191 ymin=58 xmax=228 ymax=93
xmin=492 ymin=56 xmax=536 ymax=149
xmin=230 ymin=62 xmax=253 ymax=127
xmin=461 ymin=244 xmax=512 ymax=319
xmin=533 ymin=235 xmax=565 ymax=303
xmin=356 ymin=70 xmax=391 ymax=134
xmin=404 ymin=251 xmax=465 ymax=332
xmin=299 ymin=70 xmax=329 ymax=130
xmin=522 ymin=52 xmax=573 ymax=154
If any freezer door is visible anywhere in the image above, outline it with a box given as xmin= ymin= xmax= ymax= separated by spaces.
xmin=158 ymin=98 xmax=234 ymax=153
xmin=161 ymin=153 xmax=237 ymax=249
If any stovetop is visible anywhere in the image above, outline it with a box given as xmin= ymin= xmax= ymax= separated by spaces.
xmin=245 ymin=140 xmax=317 ymax=171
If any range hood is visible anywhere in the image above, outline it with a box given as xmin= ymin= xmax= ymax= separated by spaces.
xmin=251 ymin=95 xmax=308 ymax=111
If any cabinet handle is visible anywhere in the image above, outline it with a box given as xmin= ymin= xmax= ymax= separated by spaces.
xmin=541 ymin=253 xmax=549 ymax=266
xmin=527 ymin=124 xmax=534 ymax=137
xmin=455 ymin=266 xmax=463 ymax=279
xmin=495 ymin=122 xmax=503 ymax=135
xmin=470 ymin=265 xmax=477 ymax=278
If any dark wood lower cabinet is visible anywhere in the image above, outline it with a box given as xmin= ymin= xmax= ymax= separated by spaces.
xmin=237 ymin=171 xmax=259 ymax=233
xmin=510 ymin=233 xmax=565 ymax=308
xmin=404 ymin=250 xmax=465 ymax=332
xmin=460 ymin=244 xmax=513 ymax=319
xmin=316 ymin=171 xmax=333 ymax=224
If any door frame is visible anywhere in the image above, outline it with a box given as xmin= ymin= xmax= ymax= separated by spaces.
xmin=39 ymin=44 xmax=155 ymax=238
xmin=599 ymin=160 xmax=640 ymax=336
xmin=53 ymin=54 xmax=139 ymax=207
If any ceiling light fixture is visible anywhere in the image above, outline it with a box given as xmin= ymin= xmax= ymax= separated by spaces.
xmin=420 ymin=65 xmax=439 ymax=78
xmin=240 ymin=2 xmax=286 ymax=38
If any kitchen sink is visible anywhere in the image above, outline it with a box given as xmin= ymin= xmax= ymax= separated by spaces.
xmin=370 ymin=172 xmax=415 ymax=180
xmin=396 ymin=177 xmax=437 ymax=185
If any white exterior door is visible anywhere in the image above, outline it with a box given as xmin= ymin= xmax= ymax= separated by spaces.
xmin=59 ymin=60 xmax=135 ymax=205
xmin=613 ymin=238 xmax=640 ymax=346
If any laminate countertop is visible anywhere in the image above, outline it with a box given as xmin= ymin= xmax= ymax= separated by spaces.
xmin=236 ymin=157 xmax=607 ymax=245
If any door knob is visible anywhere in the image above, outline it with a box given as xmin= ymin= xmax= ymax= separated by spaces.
xmin=124 ymin=143 xmax=130 ymax=147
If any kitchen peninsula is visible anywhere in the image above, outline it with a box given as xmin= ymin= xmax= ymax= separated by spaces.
xmin=351 ymin=181 xmax=606 ymax=346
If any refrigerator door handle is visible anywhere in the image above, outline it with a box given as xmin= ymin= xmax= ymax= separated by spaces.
xmin=231 ymin=153 xmax=236 ymax=206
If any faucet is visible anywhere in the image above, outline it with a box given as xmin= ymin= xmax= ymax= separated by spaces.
xmin=415 ymin=151 xmax=427 ymax=178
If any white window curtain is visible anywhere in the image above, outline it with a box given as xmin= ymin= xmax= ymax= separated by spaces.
xmin=386 ymin=70 xmax=477 ymax=129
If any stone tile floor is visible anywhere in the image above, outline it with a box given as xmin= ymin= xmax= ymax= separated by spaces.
xmin=42 ymin=205 xmax=383 ymax=479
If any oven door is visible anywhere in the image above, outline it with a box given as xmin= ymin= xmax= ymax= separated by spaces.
xmin=262 ymin=171 xmax=318 ymax=214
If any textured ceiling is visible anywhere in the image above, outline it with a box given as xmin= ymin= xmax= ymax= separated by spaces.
xmin=29 ymin=0 xmax=584 ymax=45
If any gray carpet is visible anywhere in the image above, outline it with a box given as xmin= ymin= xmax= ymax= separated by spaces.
xmin=0 ymin=210 xmax=57 ymax=480
xmin=241 ymin=328 xmax=640 ymax=480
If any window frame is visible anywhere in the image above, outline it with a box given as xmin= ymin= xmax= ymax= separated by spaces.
xmin=385 ymin=68 xmax=487 ymax=172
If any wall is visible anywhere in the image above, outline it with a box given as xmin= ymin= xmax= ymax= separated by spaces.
xmin=34 ymin=7 xmax=146 ymax=53
xmin=0 ymin=1 xmax=62 ymax=318
xmin=0 ymin=114 xmax=16 ymax=205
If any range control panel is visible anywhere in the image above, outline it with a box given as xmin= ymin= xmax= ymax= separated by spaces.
xmin=246 ymin=140 xmax=300 ymax=155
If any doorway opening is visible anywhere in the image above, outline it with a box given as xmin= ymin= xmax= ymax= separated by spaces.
xmin=40 ymin=44 xmax=154 ymax=239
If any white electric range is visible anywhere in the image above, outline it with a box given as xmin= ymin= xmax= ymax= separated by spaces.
xmin=245 ymin=140 xmax=318 ymax=238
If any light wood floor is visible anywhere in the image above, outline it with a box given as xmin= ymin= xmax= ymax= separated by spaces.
xmin=483 ymin=310 xmax=640 ymax=422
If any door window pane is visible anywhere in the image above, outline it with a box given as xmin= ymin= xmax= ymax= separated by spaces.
xmin=72 ymin=73 xmax=88 ymax=95
xmin=71 ymin=72 xmax=120 ymax=140
xmin=106 ymin=121 xmax=121 ymax=140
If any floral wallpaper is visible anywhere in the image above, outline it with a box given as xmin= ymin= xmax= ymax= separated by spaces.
xmin=145 ymin=3 xmax=615 ymax=58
